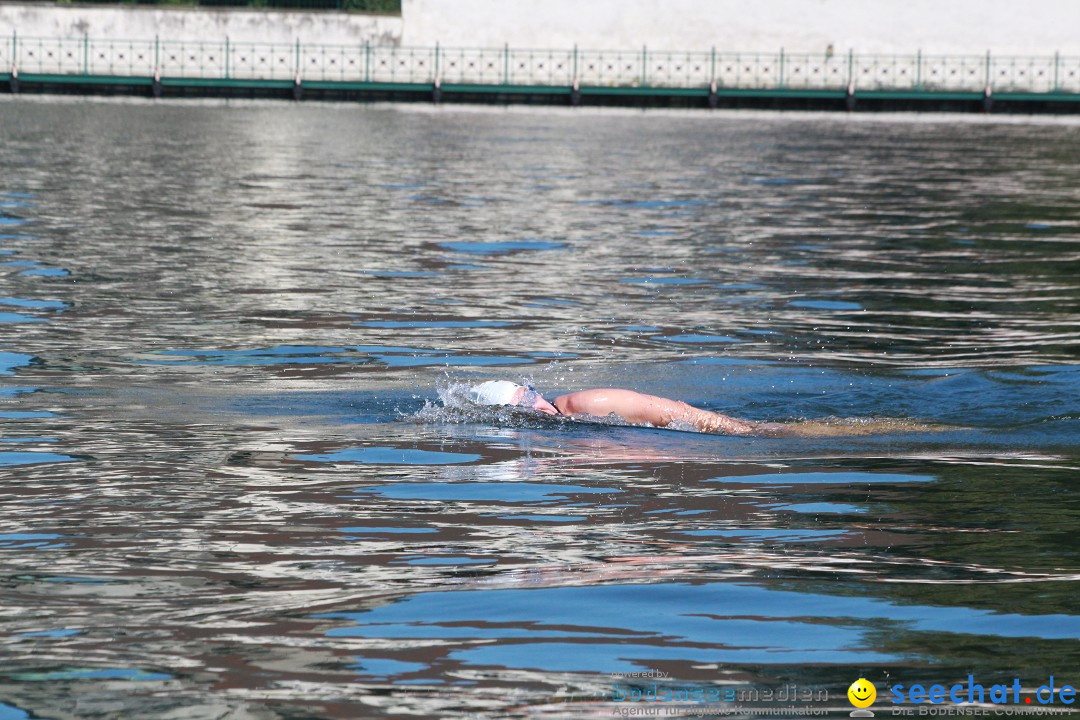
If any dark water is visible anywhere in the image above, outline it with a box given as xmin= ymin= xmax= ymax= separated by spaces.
xmin=1 ymin=98 xmax=1079 ymax=719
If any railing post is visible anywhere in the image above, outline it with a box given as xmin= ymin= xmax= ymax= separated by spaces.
xmin=291 ymin=38 xmax=303 ymax=98
xmin=778 ymin=46 xmax=785 ymax=88
xmin=83 ymin=33 xmax=89 ymax=75
xmin=364 ymin=41 xmax=370 ymax=82
xmin=572 ymin=43 xmax=578 ymax=85
xmin=9 ymin=30 xmax=15 ymax=91
xmin=984 ymin=49 xmax=991 ymax=88
xmin=225 ymin=36 xmax=230 ymax=79
xmin=847 ymin=48 xmax=853 ymax=86
xmin=153 ymin=35 xmax=161 ymax=97
xmin=1054 ymin=51 xmax=1060 ymax=92
xmin=641 ymin=45 xmax=647 ymax=86
xmin=432 ymin=42 xmax=441 ymax=102
xmin=503 ymin=42 xmax=509 ymax=85
xmin=293 ymin=38 xmax=302 ymax=99
xmin=709 ymin=47 xmax=718 ymax=108
xmin=915 ymin=48 xmax=922 ymax=89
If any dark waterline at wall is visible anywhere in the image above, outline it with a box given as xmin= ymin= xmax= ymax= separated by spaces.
xmin=8 ymin=76 xmax=1080 ymax=114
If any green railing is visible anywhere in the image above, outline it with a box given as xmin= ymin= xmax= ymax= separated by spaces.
xmin=2 ymin=35 xmax=1078 ymax=94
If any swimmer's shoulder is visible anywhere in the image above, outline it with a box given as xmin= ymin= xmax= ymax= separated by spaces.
xmin=550 ymin=391 xmax=581 ymax=415
xmin=550 ymin=389 xmax=608 ymax=415
xmin=551 ymin=393 xmax=568 ymax=414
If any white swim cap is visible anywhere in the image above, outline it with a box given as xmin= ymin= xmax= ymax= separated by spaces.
xmin=468 ymin=380 xmax=523 ymax=406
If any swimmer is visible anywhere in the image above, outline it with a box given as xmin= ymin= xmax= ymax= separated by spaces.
xmin=469 ymin=380 xmax=774 ymax=435
xmin=467 ymin=380 xmax=948 ymax=437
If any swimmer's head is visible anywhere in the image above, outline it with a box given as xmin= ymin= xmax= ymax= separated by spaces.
xmin=468 ymin=380 xmax=559 ymax=415
xmin=468 ymin=380 xmax=521 ymax=406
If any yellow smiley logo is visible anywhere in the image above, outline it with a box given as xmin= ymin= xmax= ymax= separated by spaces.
xmin=848 ymin=678 xmax=877 ymax=708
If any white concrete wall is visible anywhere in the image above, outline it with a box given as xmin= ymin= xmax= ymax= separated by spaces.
xmin=0 ymin=3 xmax=401 ymax=46
xmin=402 ymin=0 xmax=1080 ymax=56
xmin=3 ymin=1 xmax=1077 ymax=55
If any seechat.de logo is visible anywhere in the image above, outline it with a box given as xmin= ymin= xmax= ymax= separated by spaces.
xmin=849 ymin=678 xmax=877 ymax=717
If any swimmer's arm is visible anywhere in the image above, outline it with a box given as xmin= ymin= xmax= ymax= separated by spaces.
xmin=553 ymin=389 xmax=761 ymax=435
xmin=550 ymin=391 xmax=953 ymax=437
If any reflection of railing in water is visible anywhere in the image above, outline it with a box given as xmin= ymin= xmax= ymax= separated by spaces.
xmin=3 ymin=35 xmax=1080 ymax=93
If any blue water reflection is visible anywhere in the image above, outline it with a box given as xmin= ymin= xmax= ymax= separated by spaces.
xmin=0 ymin=312 xmax=46 ymax=323
xmin=0 ymin=452 xmax=75 ymax=466
xmin=9 ymin=668 xmax=171 ymax=682
xmin=0 ymin=298 xmax=67 ymax=309
xmin=341 ymin=527 xmax=439 ymax=536
xmin=349 ymin=657 xmax=427 ymax=678
xmin=146 ymin=344 xmax=537 ymax=368
xmin=13 ymin=629 xmax=80 ymax=638
xmin=0 ymin=702 xmax=29 ymax=720
xmin=659 ymin=333 xmax=742 ymax=343
xmin=319 ymin=581 xmax=1080 ymax=673
xmin=0 ymin=533 xmax=66 ymax=549
xmin=296 ymin=447 xmax=482 ymax=465
xmin=20 ymin=267 xmax=69 ymax=277
xmin=357 ymin=320 xmax=513 ymax=329
xmin=440 ymin=240 xmax=566 ymax=255
xmin=0 ymin=352 xmax=33 ymax=374
xmin=350 ymin=482 xmax=619 ymax=503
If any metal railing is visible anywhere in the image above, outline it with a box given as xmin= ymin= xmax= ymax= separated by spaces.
xmin=3 ymin=35 xmax=1079 ymax=93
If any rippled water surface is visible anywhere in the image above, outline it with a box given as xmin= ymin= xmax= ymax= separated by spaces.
xmin=2 ymin=99 xmax=1079 ymax=719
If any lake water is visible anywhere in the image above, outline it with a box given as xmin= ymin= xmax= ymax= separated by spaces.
xmin=1 ymin=98 xmax=1079 ymax=719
